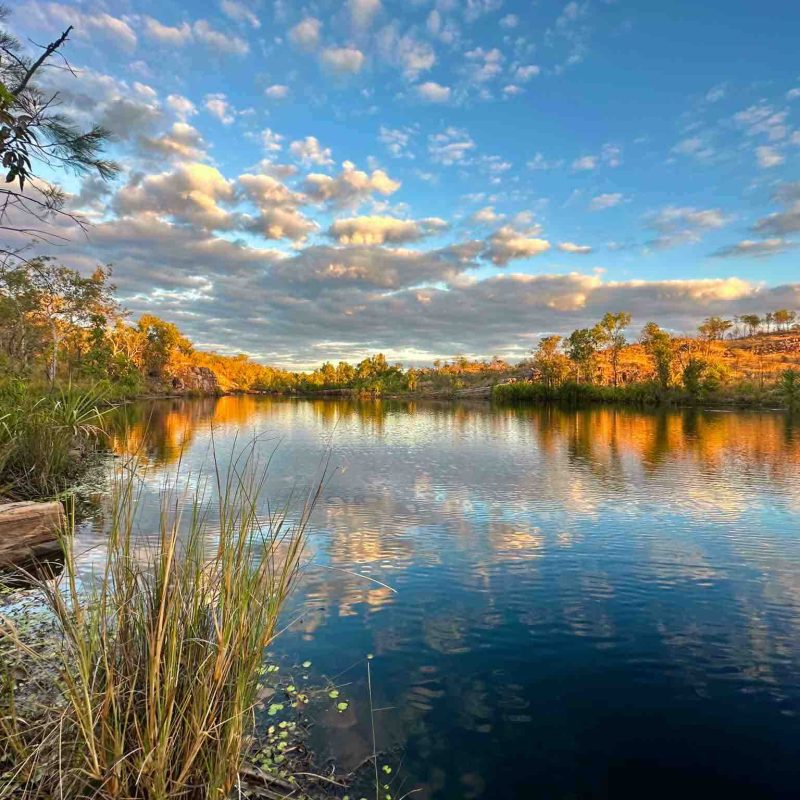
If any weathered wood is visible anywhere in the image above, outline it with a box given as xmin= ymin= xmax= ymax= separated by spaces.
xmin=0 ymin=501 xmax=65 ymax=567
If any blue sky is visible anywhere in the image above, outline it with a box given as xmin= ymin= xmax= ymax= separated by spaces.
xmin=12 ymin=0 xmax=800 ymax=367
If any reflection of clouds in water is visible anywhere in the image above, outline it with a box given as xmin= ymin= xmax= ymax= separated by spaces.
xmin=84 ymin=397 xmax=800 ymax=780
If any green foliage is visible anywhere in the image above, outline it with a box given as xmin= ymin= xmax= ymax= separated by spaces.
xmin=640 ymin=322 xmax=673 ymax=393
xmin=682 ymin=357 xmax=706 ymax=400
xmin=779 ymin=368 xmax=800 ymax=410
xmin=566 ymin=328 xmax=599 ymax=383
xmin=698 ymin=316 xmax=733 ymax=341
xmin=593 ymin=311 xmax=632 ymax=386
xmin=532 ymin=335 xmax=570 ymax=388
xmin=493 ymin=379 xmax=663 ymax=407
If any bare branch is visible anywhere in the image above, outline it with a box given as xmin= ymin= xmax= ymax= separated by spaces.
xmin=10 ymin=26 xmax=72 ymax=95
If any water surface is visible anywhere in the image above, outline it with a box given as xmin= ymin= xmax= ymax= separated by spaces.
xmin=85 ymin=397 xmax=800 ymax=799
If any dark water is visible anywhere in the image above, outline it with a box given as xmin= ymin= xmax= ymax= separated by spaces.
xmin=82 ymin=397 xmax=800 ymax=798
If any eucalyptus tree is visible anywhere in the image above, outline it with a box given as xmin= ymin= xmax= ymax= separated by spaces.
xmin=593 ymin=311 xmax=632 ymax=386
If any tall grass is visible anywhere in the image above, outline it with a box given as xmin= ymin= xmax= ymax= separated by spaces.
xmin=2 ymin=445 xmax=319 ymax=800
xmin=0 ymin=381 xmax=107 ymax=500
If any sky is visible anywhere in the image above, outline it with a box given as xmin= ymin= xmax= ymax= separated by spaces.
xmin=10 ymin=0 xmax=800 ymax=368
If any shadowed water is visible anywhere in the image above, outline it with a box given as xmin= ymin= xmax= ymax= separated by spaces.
xmin=80 ymin=397 xmax=800 ymax=799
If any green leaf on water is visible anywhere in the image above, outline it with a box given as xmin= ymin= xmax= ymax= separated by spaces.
xmin=337 ymin=701 xmax=349 ymax=712
xmin=302 ymin=660 xmax=312 ymax=668
xmin=328 ymin=689 xmax=339 ymax=699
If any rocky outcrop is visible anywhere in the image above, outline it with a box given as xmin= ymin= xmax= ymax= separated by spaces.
xmin=731 ymin=334 xmax=800 ymax=356
xmin=171 ymin=366 xmax=220 ymax=395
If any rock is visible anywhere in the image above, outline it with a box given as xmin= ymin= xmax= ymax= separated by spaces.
xmin=171 ymin=366 xmax=220 ymax=395
xmin=0 ymin=501 xmax=65 ymax=568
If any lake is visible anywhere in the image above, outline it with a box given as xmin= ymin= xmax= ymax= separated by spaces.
xmin=82 ymin=397 xmax=800 ymax=799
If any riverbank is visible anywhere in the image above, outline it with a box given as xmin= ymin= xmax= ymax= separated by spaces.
xmin=491 ymin=377 xmax=799 ymax=411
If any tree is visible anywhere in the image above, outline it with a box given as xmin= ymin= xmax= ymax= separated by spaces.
xmin=764 ymin=312 xmax=774 ymax=332
xmin=779 ymin=369 xmax=800 ymax=411
xmin=773 ymin=309 xmax=797 ymax=331
xmin=640 ymin=322 xmax=673 ymax=392
xmin=137 ymin=314 xmax=193 ymax=380
xmin=698 ymin=316 xmax=733 ymax=342
xmin=0 ymin=256 xmax=116 ymax=381
xmin=593 ymin=311 xmax=631 ymax=386
xmin=566 ymin=328 xmax=598 ymax=384
xmin=532 ymin=335 xmax=570 ymax=389
xmin=0 ymin=5 xmax=118 ymax=261
xmin=682 ymin=357 xmax=706 ymax=400
xmin=739 ymin=314 xmax=761 ymax=337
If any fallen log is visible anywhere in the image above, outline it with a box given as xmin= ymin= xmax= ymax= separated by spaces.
xmin=0 ymin=501 xmax=65 ymax=569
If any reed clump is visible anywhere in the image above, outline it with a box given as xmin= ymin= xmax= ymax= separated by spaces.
xmin=0 ymin=381 xmax=107 ymax=500
xmin=1 ymin=445 xmax=319 ymax=800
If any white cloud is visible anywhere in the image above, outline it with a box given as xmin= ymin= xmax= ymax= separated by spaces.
xmin=166 ymin=94 xmax=197 ymax=120
xmin=220 ymin=0 xmax=260 ymax=28
xmin=377 ymin=24 xmax=436 ymax=80
xmin=289 ymin=17 xmax=322 ymax=50
xmin=140 ymin=122 xmax=207 ymax=160
xmin=265 ymin=84 xmax=290 ymax=99
xmin=469 ymin=206 xmax=504 ymax=225
xmin=787 ymin=88 xmax=800 ymax=101
xmin=348 ymin=0 xmax=382 ymax=30
xmin=378 ymin=126 xmax=416 ymax=158
xmin=734 ymin=103 xmax=788 ymax=140
xmin=589 ymin=193 xmax=624 ymax=211
xmin=756 ymin=145 xmax=784 ymax=168
xmin=515 ymin=65 xmax=541 ymax=81
xmin=115 ymin=162 xmax=235 ymax=230
xmin=572 ymin=144 xmax=621 ymax=171
xmin=320 ymin=46 xmax=365 ymax=74
xmin=204 ymin=93 xmax=235 ymax=124
xmin=193 ymin=19 xmax=249 ymax=55
xmin=464 ymin=0 xmax=504 ymax=23
xmin=711 ymin=238 xmax=796 ymax=258
xmin=428 ymin=127 xmax=476 ymax=165
xmin=500 ymin=14 xmax=519 ymax=29
xmin=646 ymin=206 xmax=729 ymax=248
xmin=328 ymin=215 xmax=446 ymax=245
xmin=141 ymin=16 xmax=248 ymax=54
xmin=672 ymin=136 xmax=715 ymax=161
xmin=483 ymin=225 xmax=551 ymax=265
xmin=142 ymin=16 xmax=193 ymax=45
xmin=416 ymin=81 xmax=451 ymax=103
xmin=289 ymin=136 xmax=334 ymax=166
xmin=304 ymin=161 xmax=401 ymax=207
xmin=558 ymin=242 xmax=593 ymax=254
xmin=464 ymin=47 xmax=504 ymax=84
xmin=34 ymin=3 xmax=138 ymax=50
xmin=527 ymin=152 xmax=563 ymax=170
xmin=572 ymin=155 xmax=597 ymax=171
xmin=260 ymin=128 xmax=284 ymax=152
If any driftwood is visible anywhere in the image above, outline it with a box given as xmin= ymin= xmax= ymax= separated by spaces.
xmin=0 ymin=501 xmax=65 ymax=568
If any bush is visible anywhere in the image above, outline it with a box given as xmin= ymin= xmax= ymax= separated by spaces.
xmin=493 ymin=380 xmax=665 ymax=407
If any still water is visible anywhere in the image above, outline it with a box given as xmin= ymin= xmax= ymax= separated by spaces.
xmin=83 ymin=397 xmax=800 ymax=798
